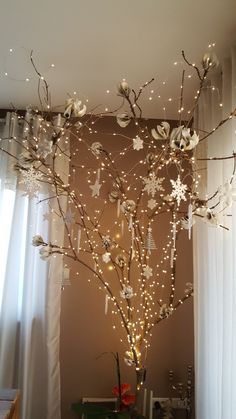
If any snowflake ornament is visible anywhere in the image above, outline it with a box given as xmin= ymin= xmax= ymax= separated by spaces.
xmin=133 ymin=136 xmax=143 ymax=151
xmin=147 ymin=199 xmax=157 ymax=210
xmin=143 ymin=265 xmax=153 ymax=279
xmin=170 ymin=175 xmax=187 ymax=206
xmin=20 ymin=167 xmax=43 ymax=198
xmin=143 ymin=173 xmax=165 ymax=197
xmin=102 ymin=252 xmax=111 ymax=263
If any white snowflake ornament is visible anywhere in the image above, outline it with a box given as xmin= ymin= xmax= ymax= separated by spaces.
xmin=143 ymin=173 xmax=165 ymax=197
xmin=133 ymin=136 xmax=143 ymax=151
xmin=170 ymin=175 xmax=187 ymax=206
xmin=147 ymin=199 xmax=157 ymax=210
xmin=102 ymin=252 xmax=111 ymax=263
xmin=20 ymin=167 xmax=43 ymax=198
xmin=143 ymin=265 xmax=153 ymax=279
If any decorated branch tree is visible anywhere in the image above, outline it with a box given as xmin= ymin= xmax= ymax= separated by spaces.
xmin=1 ymin=49 xmax=236 ymax=408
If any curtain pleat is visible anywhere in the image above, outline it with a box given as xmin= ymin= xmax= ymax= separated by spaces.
xmin=194 ymin=47 xmax=236 ymax=419
xmin=0 ymin=112 xmax=67 ymax=419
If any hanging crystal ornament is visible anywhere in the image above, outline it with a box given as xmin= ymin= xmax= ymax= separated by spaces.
xmin=144 ymin=226 xmax=157 ymax=254
xmin=105 ymin=294 xmax=109 ymax=315
xmin=117 ymin=198 xmax=120 ymax=218
xmin=121 ymin=220 xmax=124 ymax=236
xmin=128 ymin=214 xmax=133 ymax=229
xmin=77 ymin=228 xmax=81 ymax=253
xmin=61 ymin=267 xmax=71 ymax=290
xmin=172 ymin=222 xmax=176 ymax=249
xmin=188 ymin=203 xmax=193 ymax=240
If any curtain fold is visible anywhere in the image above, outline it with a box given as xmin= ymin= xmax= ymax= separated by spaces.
xmin=0 ymin=112 xmax=68 ymax=419
xmin=194 ymin=47 xmax=236 ymax=419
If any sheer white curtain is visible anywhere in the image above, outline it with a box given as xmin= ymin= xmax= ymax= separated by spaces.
xmin=0 ymin=113 xmax=67 ymax=419
xmin=194 ymin=48 xmax=236 ymax=419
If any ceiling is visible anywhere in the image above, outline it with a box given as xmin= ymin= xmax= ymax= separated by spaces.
xmin=0 ymin=0 xmax=236 ymax=119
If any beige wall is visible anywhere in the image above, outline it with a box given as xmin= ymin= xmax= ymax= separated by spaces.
xmin=59 ymin=117 xmax=194 ymax=419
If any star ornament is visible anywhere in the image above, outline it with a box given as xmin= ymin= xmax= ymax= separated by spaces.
xmin=64 ymin=208 xmax=75 ymax=225
xmin=170 ymin=175 xmax=187 ymax=206
xmin=133 ymin=136 xmax=143 ymax=151
xmin=143 ymin=265 xmax=153 ymax=279
xmin=89 ymin=179 xmax=102 ymax=197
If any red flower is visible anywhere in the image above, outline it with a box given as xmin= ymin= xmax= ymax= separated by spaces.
xmin=112 ymin=383 xmax=135 ymax=407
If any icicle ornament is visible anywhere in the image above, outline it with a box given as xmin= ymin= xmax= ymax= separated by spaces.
xmin=188 ymin=203 xmax=193 ymax=240
xmin=105 ymin=294 xmax=109 ymax=315
xmin=77 ymin=228 xmax=81 ymax=253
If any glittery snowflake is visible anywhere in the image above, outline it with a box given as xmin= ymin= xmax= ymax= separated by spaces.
xmin=133 ymin=136 xmax=143 ymax=151
xmin=143 ymin=265 xmax=153 ymax=279
xmin=20 ymin=167 xmax=43 ymax=198
xmin=170 ymin=175 xmax=187 ymax=206
xmin=143 ymin=173 xmax=165 ymax=197
xmin=147 ymin=199 xmax=157 ymax=210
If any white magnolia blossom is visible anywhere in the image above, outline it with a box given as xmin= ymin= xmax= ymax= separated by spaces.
xmin=159 ymin=304 xmax=173 ymax=319
xmin=219 ymin=181 xmax=236 ymax=208
xmin=121 ymin=199 xmax=136 ymax=213
xmin=115 ymin=254 xmax=126 ymax=268
xmin=181 ymin=216 xmax=195 ymax=229
xmin=170 ymin=126 xmax=199 ymax=151
xmin=32 ymin=235 xmax=44 ymax=246
xmin=37 ymin=138 xmax=53 ymax=159
xmin=91 ymin=142 xmax=103 ymax=156
xmin=16 ymin=151 xmax=36 ymax=169
xmin=116 ymin=112 xmax=131 ymax=128
xmin=39 ymin=245 xmax=53 ymax=261
xmin=196 ymin=207 xmax=220 ymax=227
xmin=124 ymin=351 xmax=135 ymax=367
xmin=185 ymin=282 xmax=194 ymax=296
xmin=64 ymin=98 xmax=86 ymax=118
xmin=151 ymin=121 xmax=170 ymax=140
xmin=120 ymin=285 xmax=134 ymax=299
xmin=117 ymin=80 xmax=130 ymax=97
xmin=202 ymin=52 xmax=219 ymax=70
xmin=108 ymin=190 xmax=119 ymax=203
xmin=146 ymin=152 xmax=156 ymax=165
